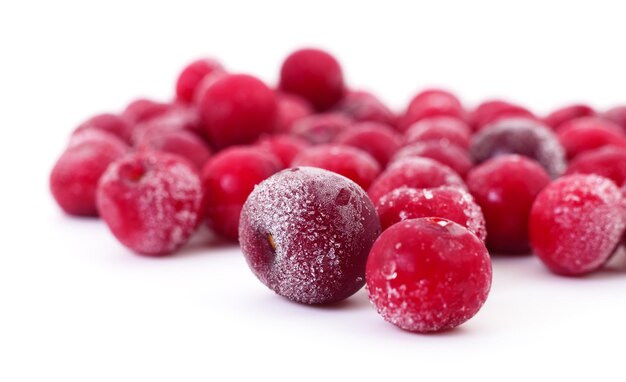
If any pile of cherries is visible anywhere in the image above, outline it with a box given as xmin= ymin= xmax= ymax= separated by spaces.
xmin=50 ymin=48 xmax=626 ymax=333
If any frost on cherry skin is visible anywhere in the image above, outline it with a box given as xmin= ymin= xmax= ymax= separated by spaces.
xmin=366 ymin=217 xmax=492 ymax=333
xmin=238 ymin=167 xmax=381 ymax=305
xmin=529 ymin=174 xmax=626 ymax=276
xmin=96 ymin=151 xmax=204 ymax=256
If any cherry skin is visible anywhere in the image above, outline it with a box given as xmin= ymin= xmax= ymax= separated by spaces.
xmin=130 ymin=105 xmax=204 ymax=146
xmin=333 ymin=121 xmax=403 ymax=167
xmin=399 ymin=89 xmax=465 ymax=132
xmin=136 ymin=130 xmax=212 ymax=170
xmin=50 ymin=137 xmax=128 ymax=217
xmin=96 ymin=151 xmax=204 ymax=256
xmin=175 ymin=58 xmax=223 ymax=103
xmin=529 ymin=174 xmax=626 ymax=276
xmin=368 ymin=157 xmax=466 ymax=205
xmin=391 ymin=141 xmax=473 ymax=179
xmin=73 ymin=113 xmax=133 ymax=144
xmin=255 ymin=134 xmax=310 ymax=169
xmin=200 ymin=73 xmax=277 ymax=148
xmin=122 ymin=98 xmax=171 ymax=124
xmin=557 ymin=119 xmax=626 ymax=159
xmin=375 ymin=186 xmax=486 ymax=241
xmin=239 ymin=167 xmax=381 ymax=304
xmin=544 ymin=104 xmax=595 ymax=130
xmin=366 ymin=217 xmax=492 ymax=333
xmin=289 ymin=112 xmax=353 ymax=144
xmin=404 ymin=116 xmax=471 ymax=150
xmin=603 ymin=106 xmax=626 ymax=133
xmin=274 ymin=92 xmax=314 ymax=133
xmin=291 ymin=144 xmax=382 ymax=190
xmin=470 ymin=100 xmax=535 ymax=131
xmin=565 ymin=146 xmax=626 ymax=186
xmin=556 ymin=116 xmax=623 ymax=134
xmin=279 ymin=48 xmax=345 ymax=111
xmin=335 ymin=90 xmax=396 ymax=127
xmin=201 ymin=146 xmax=282 ymax=241
xmin=466 ymin=155 xmax=551 ymax=254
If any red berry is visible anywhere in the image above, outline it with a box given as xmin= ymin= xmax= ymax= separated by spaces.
xmin=123 ymin=98 xmax=171 ymax=124
xmin=366 ymin=218 xmax=492 ymax=333
xmin=200 ymin=74 xmax=277 ymax=148
xmin=470 ymin=117 xmax=565 ymax=177
xmin=333 ymin=121 xmax=402 ymax=167
xmin=290 ymin=112 xmax=353 ymax=144
xmin=291 ymin=144 xmax=382 ymax=190
xmin=376 ymin=186 xmax=486 ymax=241
xmin=256 ymin=134 xmax=310 ymax=168
xmin=566 ymin=146 xmax=626 ymax=186
xmin=279 ymin=48 xmax=345 ymax=111
xmin=557 ymin=118 xmax=626 ymax=159
xmin=399 ymin=89 xmax=465 ymax=132
xmin=73 ymin=113 xmax=133 ymax=144
xmin=175 ymin=58 xmax=223 ymax=103
xmin=392 ymin=141 xmax=473 ymax=178
xmin=275 ymin=92 xmax=314 ymax=133
xmin=544 ymin=104 xmax=595 ymax=130
xmin=368 ymin=157 xmax=466 ymax=205
xmin=529 ymin=174 xmax=625 ymax=275
xmin=131 ymin=106 xmax=203 ymax=146
xmin=201 ymin=147 xmax=281 ymax=241
xmin=51 ymin=138 xmax=128 ymax=217
xmin=466 ymin=155 xmax=551 ymax=254
xmin=69 ymin=127 xmax=127 ymax=148
xmin=556 ymin=116 xmax=623 ymax=134
xmin=97 ymin=151 xmax=204 ymax=256
xmin=192 ymin=69 xmax=228 ymax=105
xmin=335 ymin=90 xmax=396 ymax=126
xmin=404 ymin=116 xmax=471 ymax=150
xmin=239 ymin=167 xmax=381 ymax=304
xmin=137 ymin=130 xmax=212 ymax=170
xmin=603 ymin=106 xmax=626 ymax=133
xmin=470 ymin=100 xmax=534 ymax=131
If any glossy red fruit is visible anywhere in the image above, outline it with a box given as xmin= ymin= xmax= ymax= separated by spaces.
xmin=335 ymin=90 xmax=396 ymax=126
xmin=544 ymin=104 xmax=595 ymax=130
xmin=97 ymin=151 xmax=204 ymax=256
xmin=192 ymin=69 xmax=228 ymax=105
xmin=51 ymin=138 xmax=128 ymax=217
xmin=399 ymin=89 xmax=465 ymax=132
xmin=239 ymin=167 xmax=381 ymax=304
xmin=376 ymin=186 xmax=486 ymax=241
xmin=333 ymin=122 xmax=402 ymax=167
xmin=368 ymin=157 xmax=466 ymax=205
xmin=200 ymin=74 xmax=277 ymax=148
xmin=529 ymin=174 xmax=625 ymax=276
xmin=470 ymin=117 xmax=565 ymax=177
xmin=470 ymin=100 xmax=535 ymax=131
xmin=404 ymin=116 xmax=471 ymax=149
xmin=565 ymin=146 xmax=626 ymax=186
xmin=175 ymin=58 xmax=223 ymax=103
xmin=366 ymin=217 xmax=492 ymax=333
xmin=137 ymin=130 xmax=211 ymax=170
xmin=73 ymin=113 xmax=133 ymax=144
xmin=256 ymin=134 xmax=310 ymax=168
xmin=466 ymin=155 xmax=551 ymax=254
xmin=275 ymin=92 xmax=314 ymax=133
xmin=392 ymin=141 xmax=473 ymax=178
xmin=290 ymin=112 xmax=353 ymax=144
xmin=292 ymin=144 xmax=381 ymax=190
xmin=603 ymin=106 xmax=626 ymax=133
xmin=122 ymin=98 xmax=171 ymax=124
xmin=557 ymin=120 xmax=626 ymax=159
xmin=279 ymin=48 xmax=345 ymax=111
xmin=202 ymin=147 xmax=281 ymax=241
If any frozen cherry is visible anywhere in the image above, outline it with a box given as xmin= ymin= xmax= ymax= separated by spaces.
xmin=366 ymin=217 xmax=492 ymax=333
xmin=131 ymin=106 xmax=203 ymax=146
xmin=333 ymin=121 xmax=403 ymax=167
xmin=368 ymin=157 xmax=466 ymax=205
xmin=565 ymin=146 xmax=626 ymax=187
xmin=392 ymin=141 xmax=473 ymax=178
xmin=175 ymin=58 xmax=223 ymax=103
xmin=557 ymin=118 xmax=626 ymax=159
xmin=556 ymin=116 xmax=623 ymax=134
xmin=279 ymin=48 xmax=345 ymax=111
xmin=470 ymin=100 xmax=535 ymax=131
xmin=256 ymin=134 xmax=310 ymax=168
xmin=97 ymin=151 xmax=204 ymax=256
xmin=290 ymin=112 xmax=353 ymax=144
xmin=404 ymin=116 xmax=471 ymax=150
xmin=239 ymin=167 xmax=381 ymax=304
xmin=335 ymin=90 xmax=396 ymax=126
xmin=123 ymin=98 xmax=171 ymax=124
xmin=604 ymin=106 xmax=626 ymax=133
xmin=137 ymin=130 xmax=211 ymax=170
xmin=470 ymin=117 xmax=566 ymax=177
xmin=291 ymin=144 xmax=382 ymax=190
xmin=529 ymin=174 xmax=625 ymax=275
xmin=275 ymin=92 xmax=314 ymax=133
xmin=376 ymin=186 xmax=486 ymax=241
xmin=399 ymin=89 xmax=465 ymax=132
xmin=466 ymin=155 xmax=551 ymax=254
xmin=202 ymin=146 xmax=281 ymax=241
xmin=200 ymin=73 xmax=277 ymax=148
xmin=544 ymin=104 xmax=595 ymax=130
xmin=73 ymin=113 xmax=133 ymax=144
xmin=192 ymin=69 xmax=228 ymax=105
xmin=51 ymin=138 xmax=128 ymax=217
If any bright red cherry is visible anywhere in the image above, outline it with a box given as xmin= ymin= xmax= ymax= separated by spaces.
xmin=544 ymin=104 xmax=595 ymax=130
xmin=333 ymin=122 xmax=403 ymax=167
xmin=175 ymin=58 xmax=224 ymax=103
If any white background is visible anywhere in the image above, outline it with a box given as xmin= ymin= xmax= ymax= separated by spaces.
xmin=2 ymin=1 xmax=626 ymax=380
